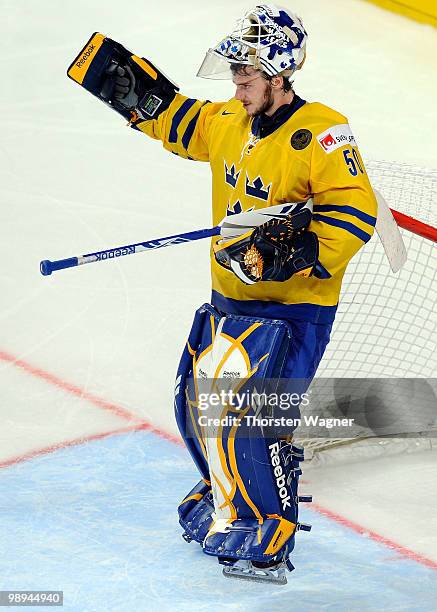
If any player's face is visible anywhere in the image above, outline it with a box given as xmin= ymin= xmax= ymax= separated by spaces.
xmin=233 ymin=70 xmax=274 ymax=117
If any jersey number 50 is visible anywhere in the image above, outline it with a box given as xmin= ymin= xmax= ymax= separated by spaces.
xmin=343 ymin=148 xmax=364 ymax=176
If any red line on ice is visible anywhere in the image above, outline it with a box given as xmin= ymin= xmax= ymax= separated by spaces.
xmin=0 ymin=349 xmax=140 ymax=422
xmin=310 ymin=502 xmax=437 ymax=570
xmin=0 ymin=424 xmax=149 ymax=469
xmin=0 ymin=423 xmax=183 ymax=470
xmin=0 ymin=349 xmax=183 ymax=451
xmin=1 ymin=349 xmax=436 ymax=571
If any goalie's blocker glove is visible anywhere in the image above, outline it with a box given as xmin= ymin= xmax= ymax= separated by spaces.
xmin=214 ymin=208 xmax=330 ymax=284
xmin=67 ymin=32 xmax=179 ymax=123
xmin=101 ymin=63 xmax=139 ymax=110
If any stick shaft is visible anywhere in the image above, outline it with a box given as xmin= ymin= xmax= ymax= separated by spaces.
xmin=40 ymin=226 xmax=220 ymax=276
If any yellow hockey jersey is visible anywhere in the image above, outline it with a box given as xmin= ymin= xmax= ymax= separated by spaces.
xmin=133 ymin=93 xmax=377 ymax=323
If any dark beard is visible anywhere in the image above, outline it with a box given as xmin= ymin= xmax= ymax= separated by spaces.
xmin=253 ymin=83 xmax=274 ymax=117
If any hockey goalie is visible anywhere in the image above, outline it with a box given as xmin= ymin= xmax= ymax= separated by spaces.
xmin=66 ymin=3 xmax=378 ymax=584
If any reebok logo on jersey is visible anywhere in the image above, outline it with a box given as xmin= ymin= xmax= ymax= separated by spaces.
xmin=269 ymin=442 xmax=291 ymax=511
xmin=317 ymin=124 xmax=356 ymax=154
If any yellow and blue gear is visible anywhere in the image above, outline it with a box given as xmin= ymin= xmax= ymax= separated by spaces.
xmin=133 ymin=91 xmax=377 ymax=323
xmin=68 ymin=33 xmax=377 ymax=579
xmin=67 ymin=33 xmax=178 ymax=123
xmin=214 ymin=206 xmax=326 ymax=284
xmin=175 ymin=304 xmax=328 ymax=572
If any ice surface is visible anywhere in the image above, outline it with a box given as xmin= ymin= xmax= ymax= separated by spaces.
xmin=1 ymin=432 xmax=436 ymax=612
xmin=1 ymin=0 xmax=436 ymax=609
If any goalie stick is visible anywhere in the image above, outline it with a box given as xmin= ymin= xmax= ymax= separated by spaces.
xmin=40 ymin=203 xmax=304 ymax=276
xmin=374 ymin=189 xmax=407 ymax=273
xmin=40 ymin=196 xmax=419 ymax=277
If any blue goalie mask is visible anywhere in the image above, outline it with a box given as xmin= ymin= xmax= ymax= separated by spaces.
xmin=197 ymin=4 xmax=307 ymax=80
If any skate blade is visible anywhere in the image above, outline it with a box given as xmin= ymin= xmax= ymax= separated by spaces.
xmin=222 ymin=564 xmax=287 ymax=586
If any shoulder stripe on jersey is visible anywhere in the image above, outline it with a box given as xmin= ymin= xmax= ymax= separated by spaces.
xmin=313 ymin=204 xmax=376 ymax=227
xmin=313 ymin=213 xmax=372 ymax=243
xmin=169 ymin=98 xmax=197 ymax=143
xmin=182 ymin=102 xmax=210 ymax=151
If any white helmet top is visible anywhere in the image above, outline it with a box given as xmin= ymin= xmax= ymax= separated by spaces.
xmin=197 ymin=4 xmax=308 ymax=80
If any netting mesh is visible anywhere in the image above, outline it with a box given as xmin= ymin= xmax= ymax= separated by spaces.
xmin=318 ymin=160 xmax=437 ymax=378
xmin=296 ymin=161 xmax=437 ymax=460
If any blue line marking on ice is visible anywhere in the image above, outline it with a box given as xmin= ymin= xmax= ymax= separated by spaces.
xmin=0 ymin=431 xmax=436 ymax=611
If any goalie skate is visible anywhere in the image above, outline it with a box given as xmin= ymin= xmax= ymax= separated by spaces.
xmin=220 ymin=557 xmax=294 ymax=586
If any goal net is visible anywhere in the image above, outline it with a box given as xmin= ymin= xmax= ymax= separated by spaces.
xmin=295 ymin=160 xmax=437 ymax=462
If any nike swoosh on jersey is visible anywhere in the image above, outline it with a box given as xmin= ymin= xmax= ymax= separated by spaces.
xmin=222 ymin=111 xmax=235 ymax=115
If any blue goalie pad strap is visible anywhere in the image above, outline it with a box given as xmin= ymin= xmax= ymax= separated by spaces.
xmin=285 ymin=469 xmax=303 ymax=487
xmin=203 ymin=516 xmax=296 ymax=564
xmin=297 ymin=522 xmax=312 ymax=532
xmin=281 ymin=442 xmax=304 ymax=464
xmin=291 ymin=444 xmax=305 ymax=458
xmin=298 ymin=495 xmax=313 ymax=503
xmin=178 ymin=480 xmax=214 ymax=544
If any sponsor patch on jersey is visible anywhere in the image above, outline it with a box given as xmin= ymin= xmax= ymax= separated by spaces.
xmin=317 ymin=124 xmax=357 ymax=154
xmin=291 ymin=129 xmax=312 ymax=150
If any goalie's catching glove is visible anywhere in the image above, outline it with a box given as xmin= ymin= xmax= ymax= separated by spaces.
xmin=214 ymin=216 xmax=329 ymax=284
